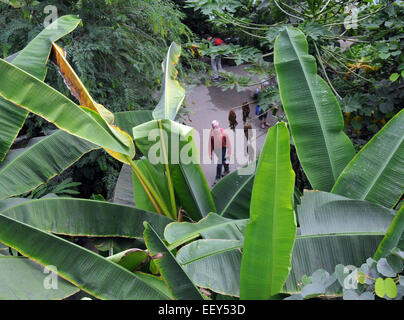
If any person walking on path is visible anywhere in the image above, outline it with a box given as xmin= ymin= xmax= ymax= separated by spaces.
xmin=254 ymin=84 xmax=271 ymax=129
xmin=209 ymin=120 xmax=231 ymax=185
xmin=205 ymin=35 xmax=226 ymax=81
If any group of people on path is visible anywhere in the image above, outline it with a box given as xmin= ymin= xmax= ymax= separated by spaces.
xmin=206 ymin=35 xmax=272 ymax=185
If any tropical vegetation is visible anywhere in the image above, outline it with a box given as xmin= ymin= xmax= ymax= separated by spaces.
xmin=0 ymin=0 xmax=403 ymax=301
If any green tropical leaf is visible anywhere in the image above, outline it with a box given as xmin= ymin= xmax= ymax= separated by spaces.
xmin=374 ymin=204 xmax=404 ymax=260
xmin=176 ymin=239 xmax=243 ymax=265
xmin=143 ymin=222 xmax=204 ymax=300
xmin=164 ymin=212 xmax=247 ymax=249
xmin=298 ymin=190 xmax=396 ymax=236
xmin=172 ymin=232 xmax=383 ymax=296
xmin=175 ymin=239 xmax=243 ymax=296
xmin=332 ymin=108 xmax=404 ymax=208
xmin=0 ymin=58 xmax=134 ymax=158
xmin=152 ymin=42 xmax=185 ymax=121
xmin=0 ymin=256 xmax=79 ymax=300
xmin=0 ymin=15 xmax=82 ymax=162
xmin=114 ymin=110 xmax=154 ymax=139
xmin=274 ymin=27 xmax=355 ymax=191
xmin=0 ymin=198 xmax=172 ymax=239
xmin=0 ymin=214 xmax=169 ymax=299
xmin=113 ymin=164 xmax=135 ymax=207
xmin=211 ymin=169 xmax=254 ymax=219
xmin=384 ymin=278 xmax=398 ymax=299
xmin=134 ymin=272 xmax=175 ymax=300
xmin=112 ymin=110 xmax=154 ymax=207
xmin=0 ymin=130 xmax=99 ymax=199
xmin=374 ymin=278 xmax=385 ymax=298
xmin=180 ymin=250 xmax=242 ymax=297
xmin=107 ymin=248 xmax=149 ymax=272
xmin=240 ymin=122 xmax=296 ymax=299
xmin=132 ymin=158 xmax=172 ymax=214
xmin=285 ymin=234 xmax=383 ymax=294
xmin=133 ymin=119 xmax=216 ymax=220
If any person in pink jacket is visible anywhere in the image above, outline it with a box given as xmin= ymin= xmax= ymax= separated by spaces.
xmin=209 ymin=120 xmax=231 ymax=184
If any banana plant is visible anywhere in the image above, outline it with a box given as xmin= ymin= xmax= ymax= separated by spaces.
xmin=114 ymin=42 xmax=216 ymax=221
xmin=157 ymin=27 xmax=404 ymax=300
xmin=0 ymin=18 xmax=403 ymax=300
xmin=0 ymin=16 xmax=206 ymax=299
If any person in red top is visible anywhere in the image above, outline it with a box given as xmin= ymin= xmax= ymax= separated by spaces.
xmin=209 ymin=120 xmax=231 ymax=184
xmin=206 ymin=35 xmax=226 ymax=81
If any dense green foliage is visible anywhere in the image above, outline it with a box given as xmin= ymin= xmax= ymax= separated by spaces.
xmin=187 ymin=0 xmax=404 ymax=147
xmin=0 ymin=0 xmax=195 ymax=112
xmin=0 ymin=0 xmax=403 ymax=302
xmin=0 ymin=0 xmax=206 ymax=199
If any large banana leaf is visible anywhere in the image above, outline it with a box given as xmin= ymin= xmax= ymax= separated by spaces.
xmin=298 ymin=190 xmax=396 ymax=236
xmin=164 ymin=202 xmax=385 ymax=296
xmin=211 ymin=169 xmax=254 ymax=219
xmin=133 ymin=119 xmax=216 ymax=220
xmin=175 ymin=233 xmax=383 ymax=296
xmin=11 ymin=16 xmax=81 ymax=81
xmin=240 ymin=122 xmax=296 ymax=299
xmin=0 ymin=214 xmax=169 ymax=299
xmin=134 ymin=272 xmax=175 ymax=300
xmin=0 ymin=130 xmax=99 ymax=199
xmin=112 ymin=110 xmax=154 ymax=207
xmin=114 ymin=110 xmax=154 ymax=139
xmin=152 ymin=42 xmax=185 ymax=121
xmin=176 ymin=239 xmax=242 ymax=296
xmin=170 ymin=228 xmax=383 ymax=296
xmin=274 ymin=27 xmax=355 ymax=191
xmin=0 ymin=58 xmax=134 ymax=158
xmin=113 ymin=164 xmax=135 ymax=207
xmin=0 ymin=256 xmax=79 ymax=300
xmin=176 ymin=239 xmax=243 ymax=265
xmin=180 ymin=249 xmax=242 ymax=297
xmin=132 ymin=158 xmax=172 ymax=215
xmin=48 ymin=43 xmax=136 ymax=164
xmin=0 ymin=198 xmax=28 ymax=212
xmin=332 ymin=108 xmax=404 ymax=208
xmin=284 ymin=233 xmax=383 ymax=293
xmin=50 ymin=43 xmax=114 ymax=124
xmin=143 ymin=222 xmax=204 ymax=300
xmin=374 ymin=203 xmax=404 ymax=260
xmin=0 ymin=15 xmax=82 ymax=162
xmin=107 ymin=248 xmax=149 ymax=272
xmin=0 ymin=198 xmax=172 ymax=239
xmin=164 ymin=213 xmax=247 ymax=249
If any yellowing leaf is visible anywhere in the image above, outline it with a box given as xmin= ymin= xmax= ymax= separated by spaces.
xmin=51 ymin=43 xmax=135 ymax=161
xmin=51 ymin=43 xmax=114 ymax=125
